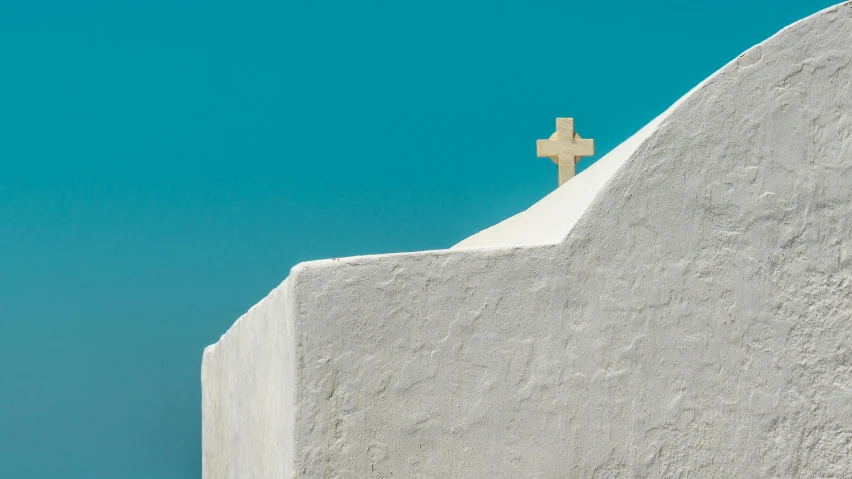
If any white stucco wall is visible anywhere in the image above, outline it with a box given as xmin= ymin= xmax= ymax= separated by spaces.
xmin=202 ymin=278 xmax=296 ymax=478
xmin=202 ymin=4 xmax=852 ymax=477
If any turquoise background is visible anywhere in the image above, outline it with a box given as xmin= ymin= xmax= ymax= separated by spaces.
xmin=0 ymin=1 xmax=837 ymax=477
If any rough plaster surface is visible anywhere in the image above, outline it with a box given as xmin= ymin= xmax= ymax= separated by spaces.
xmin=202 ymin=5 xmax=852 ymax=477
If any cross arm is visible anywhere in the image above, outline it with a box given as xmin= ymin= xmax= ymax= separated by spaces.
xmin=536 ymin=138 xmax=594 ymax=158
xmin=536 ymin=139 xmax=560 ymax=158
xmin=572 ymin=138 xmax=594 ymax=156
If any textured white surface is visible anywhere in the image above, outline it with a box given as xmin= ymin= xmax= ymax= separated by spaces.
xmin=202 ymin=278 xmax=296 ymax=478
xmin=202 ymin=4 xmax=852 ymax=477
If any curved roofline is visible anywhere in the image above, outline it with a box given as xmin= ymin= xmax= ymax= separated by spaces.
xmin=452 ymin=2 xmax=848 ymax=251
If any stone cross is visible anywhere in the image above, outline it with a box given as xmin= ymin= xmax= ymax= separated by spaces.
xmin=536 ymin=118 xmax=594 ymax=186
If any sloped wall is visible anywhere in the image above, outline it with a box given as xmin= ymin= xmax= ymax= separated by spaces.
xmin=202 ymin=278 xmax=296 ymax=478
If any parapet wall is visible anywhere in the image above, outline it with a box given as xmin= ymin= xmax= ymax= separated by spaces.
xmin=203 ymin=4 xmax=852 ymax=477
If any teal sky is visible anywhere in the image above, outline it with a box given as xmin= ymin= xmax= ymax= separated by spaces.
xmin=0 ymin=1 xmax=838 ymax=477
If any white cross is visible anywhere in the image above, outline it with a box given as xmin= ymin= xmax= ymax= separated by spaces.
xmin=536 ymin=118 xmax=594 ymax=186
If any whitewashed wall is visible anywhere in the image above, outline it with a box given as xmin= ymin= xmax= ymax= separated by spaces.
xmin=202 ymin=4 xmax=852 ymax=477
